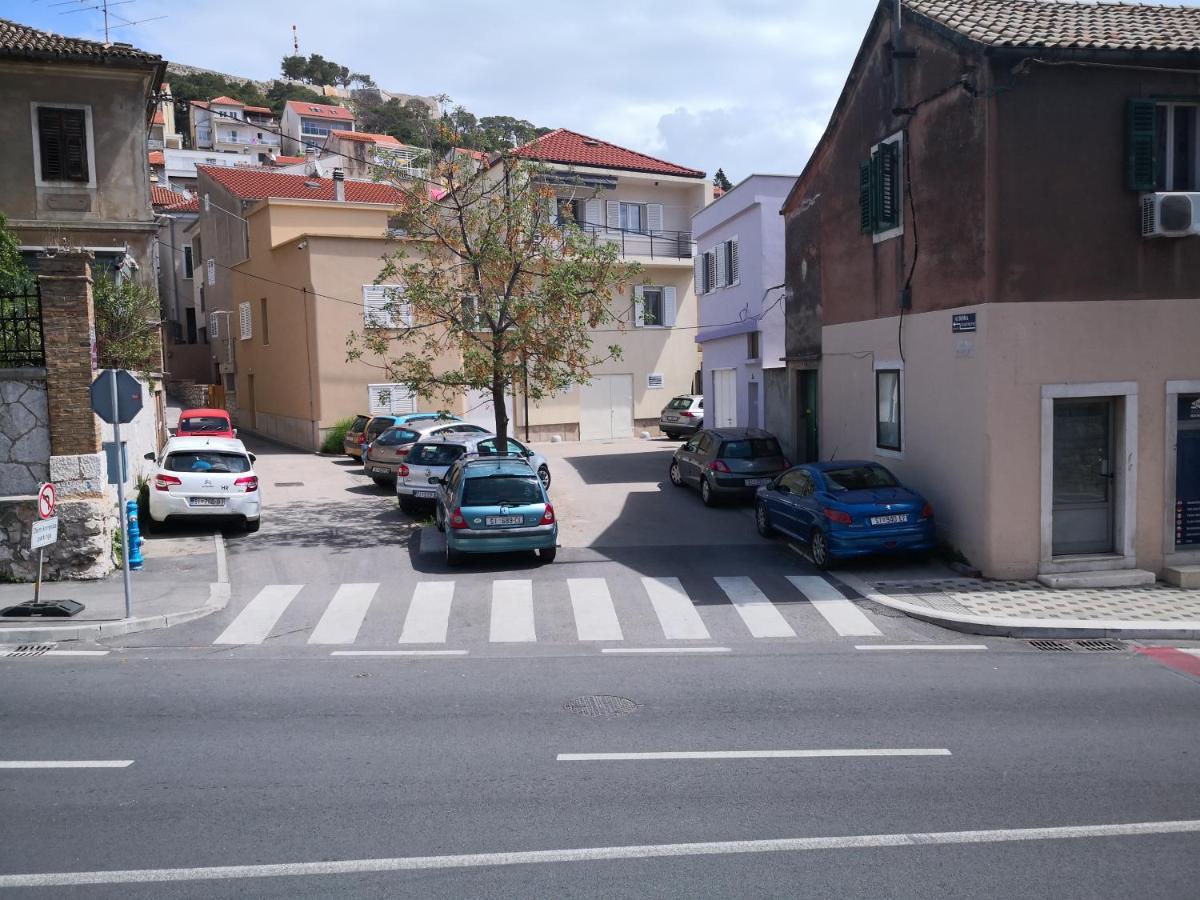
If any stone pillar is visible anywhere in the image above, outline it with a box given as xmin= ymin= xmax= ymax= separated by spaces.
xmin=38 ymin=251 xmax=101 ymax=458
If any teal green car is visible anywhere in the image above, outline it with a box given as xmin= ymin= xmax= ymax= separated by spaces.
xmin=435 ymin=457 xmax=558 ymax=566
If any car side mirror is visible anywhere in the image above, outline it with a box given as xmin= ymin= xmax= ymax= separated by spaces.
xmin=428 ymin=476 xmax=442 ymax=485
xmin=249 ymin=454 xmax=257 ymax=463
xmin=524 ymin=449 xmax=535 ymax=458
xmin=143 ymin=452 xmax=155 ymax=461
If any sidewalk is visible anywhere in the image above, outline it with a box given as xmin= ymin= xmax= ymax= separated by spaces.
xmin=0 ymin=530 xmax=229 ymax=644
xmin=836 ymin=571 xmax=1200 ymax=640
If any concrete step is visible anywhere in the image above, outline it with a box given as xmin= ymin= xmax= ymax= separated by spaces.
xmin=1164 ymin=565 xmax=1200 ymax=589
xmin=1037 ymin=569 xmax=1157 ymax=590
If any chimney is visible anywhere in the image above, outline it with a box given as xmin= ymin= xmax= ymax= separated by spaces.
xmin=333 ymin=168 xmax=345 ymax=202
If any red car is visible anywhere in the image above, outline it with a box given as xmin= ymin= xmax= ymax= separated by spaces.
xmin=175 ymin=408 xmax=236 ymax=439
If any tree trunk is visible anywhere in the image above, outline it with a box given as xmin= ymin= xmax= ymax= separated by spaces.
xmin=491 ymin=347 xmax=509 ymax=452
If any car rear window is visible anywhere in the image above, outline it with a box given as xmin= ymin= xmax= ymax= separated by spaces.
xmin=164 ymin=451 xmax=250 ymax=474
xmin=823 ymin=465 xmax=899 ymax=491
xmin=375 ymin=427 xmax=420 ymax=446
xmin=462 ymin=475 xmax=542 ymax=506
xmin=720 ymin=438 xmax=782 ymax=459
xmin=349 ymin=415 xmax=370 ymax=432
xmin=179 ymin=416 xmax=229 ymax=433
xmin=408 ymin=444 xmax=467 ymax=466
xmin=667 ymin=397 xmax=693 ymax=410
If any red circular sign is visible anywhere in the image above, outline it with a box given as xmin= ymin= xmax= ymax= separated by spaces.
xmin=37 ymin=482 xmax=56 ymax=520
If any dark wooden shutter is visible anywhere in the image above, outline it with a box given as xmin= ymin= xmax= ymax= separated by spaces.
xmin=1126 ymin=98 xmax=1157 ymax=191
xmin=877 ymin=141 xmax=900 ymax=230
xmin=858 ymin=161 xmax=873 ymax=233
xmin=38 ymin=107 xmax=88 ymax=182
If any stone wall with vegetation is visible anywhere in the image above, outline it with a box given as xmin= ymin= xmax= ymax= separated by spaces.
xmin=0 ymin=371 xmax=50 ymax=496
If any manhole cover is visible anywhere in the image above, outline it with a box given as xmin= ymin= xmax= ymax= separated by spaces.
xmin=1 ymin=644 xmax=56 ymax=657
xmin=1029 ymin=640 xmax=1073 ymax=652
xmin=563 ymin=695 xmax=638 ymax=718
xmin=1029 ymin=639 xmax=1128 ymax=653
xmin=1072 ymin=639 xmax=1126 ymax=652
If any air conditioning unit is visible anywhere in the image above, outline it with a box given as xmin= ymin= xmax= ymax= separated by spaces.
xmin=1141 ymin=192 xmax=1200 ymax=238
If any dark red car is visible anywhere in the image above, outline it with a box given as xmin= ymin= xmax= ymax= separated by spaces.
xmin=176 ymin=408 xmax=235 ymax=439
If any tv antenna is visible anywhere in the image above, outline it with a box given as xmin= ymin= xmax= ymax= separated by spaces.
xmin=50 ymin=0 xmax=166 ymax=44
xmin=292 ymin=24 xmax=300 ymax=54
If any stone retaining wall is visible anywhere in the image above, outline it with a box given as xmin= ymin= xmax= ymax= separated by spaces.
xmin=0 ymin=371 xmax=50 ymax=495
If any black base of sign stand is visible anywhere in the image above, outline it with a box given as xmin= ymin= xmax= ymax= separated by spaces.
xmin=0 ymin=600 xmax=86 ymax=618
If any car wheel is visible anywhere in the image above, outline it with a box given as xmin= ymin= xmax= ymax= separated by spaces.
xmin=663 ymin=431 xmax=678 ymax=440
xmin=538 ymin=465 xmax=551 ymax=491
xmin=445 ymin=543 xmax=461 ymax=567
xmin=244 ymin=518 xmax=260 ymax=534
xmin=755 ymin=502 xmax=775 ymax=538
xmin=700 ymin=477 xmax=716 ymax=507
xmin=538 ymin=547 xmax=557 ymax=564
xmin=669 ymin=461 xmax=684 ymax=487
xmin=810 ymin=529 xmax=833 ymax=570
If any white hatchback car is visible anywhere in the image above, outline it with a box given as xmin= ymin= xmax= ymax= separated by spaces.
xmin=145 ymin=437 xmax=261 ymax=532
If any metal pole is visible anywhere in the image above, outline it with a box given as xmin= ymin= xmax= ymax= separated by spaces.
xmin=33 ymin=549 xmax=43 ymax=605
xmin=110 ymin=370 xmax=133 ymax=618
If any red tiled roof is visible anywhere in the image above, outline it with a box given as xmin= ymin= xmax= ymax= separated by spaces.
xmin=271 ymin=155 xmax=306 ymax=166
xmin=454 ymin=147 xmax=489 ymax=162
xmin=148 ymin=150 xmax=165 ymax=166
xmin=242 ymin=105 xmax=274 ymax=115
xmin=152 ymin=185 xmax=187 ymax=207
xmin=192 ymin=100 xmax=209 ymax=109
xmin=510 ymin=128 xmax=704 ymax=178
xmin=285 ymin=99 xmax=354 ymax=122
xmin=196 ymin=165 xmax=404 ymax=204
xmin=164 ymin=196 xmax=199 ymax=213
xmin=0 ymin=16 xmax=162 ymax=65
xmin=209 ymin=95 xmax=244 ymax=107
xmin=331 ymin=130 xmax=401 ymax=146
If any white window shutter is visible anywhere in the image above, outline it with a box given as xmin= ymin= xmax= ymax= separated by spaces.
xmin=390 ymin=385 xmax=415 ymax=413
xmin=646 ymin=203 xmax=664 ymax=233
xmin=209 ymin=312 xmax=219 ymax=340
xmin=397 ymin=301 xmax=413 ymax=328
xmin=238 ymin=301 xmax=251 ymax=340
xmin=705 ymin=252 xmax=716 ymax=292
xmin=362 ymin=284 xmax=388 ymax=328
xmin=368 ymin=383 xmax=415 ymax=415
xmin=585 ymin=198 xmax=602 ymax=226
xmin=694 ymin=255 xmax=704 ymax=294
xmin=662 ymin=286 xmax=677 ymax=327
xmin=715 ymin=246 xmax=726 ymax=288
xmin=606 ymin=200 xmax=620 ymax=230
xmin=633 ymin=285 xmax=645 ymax=327
xmin=729 ymin=239 xmax=739 ymax=284
xmin=546 ymin=196 xmax=558 ymax=224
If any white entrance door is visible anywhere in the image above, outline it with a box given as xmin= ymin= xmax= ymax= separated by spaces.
xmin=463 ymin=388 xmax=512 ymax=431
xmin=713 ymin=368 xmax=737 ymax=428
xmin=579 ymin=374 xmax=634 ymax=440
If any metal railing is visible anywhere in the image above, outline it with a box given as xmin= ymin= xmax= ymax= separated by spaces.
xmin=562 ymin=221 xmax=694 ymax=260
xmin=0 ymin=285 xmax=45 ymax=369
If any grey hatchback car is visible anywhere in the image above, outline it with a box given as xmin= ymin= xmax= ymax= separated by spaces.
xmin=669 ymin=428 xmax=790 ymax=506
xmin=659 ymin=394 xmax=703 ymax=440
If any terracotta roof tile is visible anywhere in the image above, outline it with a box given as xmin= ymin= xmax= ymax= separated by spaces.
xmin=209 ymin=95 xmax=244 ymax=107
xmin=270 ymin=155 xmax=306 ymax=166
xmin=0 ymin=16 xmax=162 ymax=64
xmin=330 ymin=129 xmax=402 ymax=146
xmin=905 ymin=0 xmax=1200 ymax=52
xmin=511 ymin=129 xmax=704 ymax=178
xmin=285 ymin=99 xmax=354 ymax=121
xmin=196 ymin=165 xmax=403 ymax=204
xmin=148 ymin=150 xmax=165 ymax=165
xmin=242 ymin=105 xmax=273 ymax=115
xmin=152 ymin=185 xmax=188 ymax=207
xmin=164 ymin=196 xmax=199 ymax=213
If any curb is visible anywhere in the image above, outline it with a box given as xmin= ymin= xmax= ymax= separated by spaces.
xmin=0 ymin=534 xmax=231 ymax=645
xmin=834 ymin=573 xmax=1200 ymax=640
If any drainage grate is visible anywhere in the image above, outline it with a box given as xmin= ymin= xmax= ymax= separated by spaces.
xmin=1029 ymin=640 xmax=1073 ymax=652
xmin=274 ymin=482 xmax=304 ymax=487
xmin=1029 ymin=639 xmax=1127 ymax=653
xmin=1 ymin=644 xmax=57 ymax=657
xmin=563 ymin=695 xmax=638 ymax=718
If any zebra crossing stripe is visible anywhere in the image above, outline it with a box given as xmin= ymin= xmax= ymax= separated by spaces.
xmin=308 ymin=583 xmax=377 ymax=645
xmin=399 ymin=582 xmax=455 ymax=644
xmin=642 ymin=577 xmax=710 ymax=640
xmin=568 ymin=578 xmax=623 ymax=642
xmin=715 ymin=576 xmax=796 ymax=638
xmin=787 ymin=576 xmax=882 ymax=637
xmin=213 ymin=585 xmax=302 ymax=645
xmin=490 ymin=580 xmax=536 ymax=643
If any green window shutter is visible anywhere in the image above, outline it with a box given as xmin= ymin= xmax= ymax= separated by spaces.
xmin=858 ymin=161 xmax=873 ymax=233
xmin=1127 ymin=98 xmax=1156 ymax=191
xmin=877 ymin=141 xmax=900 ymax=230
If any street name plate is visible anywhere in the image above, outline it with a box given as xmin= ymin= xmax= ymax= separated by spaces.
xmin=31 ymin=517 xmax=58 ymax=550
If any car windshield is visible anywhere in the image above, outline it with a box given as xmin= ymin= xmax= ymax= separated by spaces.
xmin=721 ymin=438 xmax=783 ymax=459
xmin=165 ymin=451 xmax=250 ymax=474
xmin=349 ymin=416 xmax=370 ymax=432
xmin=375 ymin=428 xmax=420 ymax=446
xmin=179 ymin=416 xmax=228 ymax=433
xmin=462 ymin=474 xmax=542 ymax=506
xmin=408 ymin=444 xmax=467 ymax=466
xmin=667 ymin=397 xmax=693 ymax=410
xmin=366 ymin=419 xmax=395 ymax=439
xmin=823 ymin=465 xmax=900 ymax=491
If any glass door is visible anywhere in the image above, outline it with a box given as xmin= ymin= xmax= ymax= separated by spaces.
xmin=1052 ymin=398 xmax=1115 ymax=556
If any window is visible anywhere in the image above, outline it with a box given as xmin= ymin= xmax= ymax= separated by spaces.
xmin=556 ymin=198 xmax=586 ymax=226
xmin=367 ymin=383 xmax=416 ymax=415
xmin=35 ymin=104 xmax=90 ymax=183
xmin=408 ymin=444 xmax=467 ymax=466
xmin=875 ymin=368 xmax=902 ymax=452
xmin=1129 ymin=99 xmax=1199 ymax=192
xmin=363 ymin=285 xmax=413 ymax=329
xmin=725 ymin=239 xmax=739 ymax=285
xmin=705 ymin=251 xmax=717 ymax=292
xmin=619 ymin=202 xmax=643 ymax=232
xmin=259 ymin=297 xmax=269 ymax=345
xmin=183 ymin=246 xmax=194 ymax=279
xmin=824 ymin=464 xmax=900 ymax=492
xmin=747 ymin=331 xmax=760 ymax=360
xmin=859 ymin=134 xmax=903 ymax=239
xmin=164 ymin=451 xmax=251 ymax=474
xmin=634 ymin=285 xmax=676 ymax=327
xmin=642 ymin=287 xmax=663 ymax=325
xmin=239 ymin=301 xmax=252 ymax=340
xmin=720 ymin=437 xmax=783 ymax=460
xmin=185 ymin=308 xmax=197 ymax=344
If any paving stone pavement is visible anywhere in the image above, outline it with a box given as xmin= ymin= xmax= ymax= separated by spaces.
xmin=869 ymin=578 xmax=1200 ymax=621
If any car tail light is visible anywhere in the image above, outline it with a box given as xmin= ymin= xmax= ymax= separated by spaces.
xmin=396 ymin=464 xmax=410 ymax=477
xmin=824 ymin=508 xmax=852 ymax=525
xmin=235 ymin=476 xmax=258 ymax=492
xmin=708 ymin=460 xmax=731 ymax=474
xmin=154 ymin=474 xmax=181 ymax=492
xmin=539 ymin=503 xmax=555 ymax=525
xmin=680 ymin=411 xmax=697 ymax=418
xmin=357 ymin=433 xmax=366 ymax=445
xmin=449 ymin=508 xmax=468 ymax=529
xmin=395 ymin=447 xmax=409 ymax=458
xmin=921 ymin=503 xmax=934 ymax=519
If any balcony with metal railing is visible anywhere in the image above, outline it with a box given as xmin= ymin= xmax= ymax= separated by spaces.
xmin=560 ymin=221 xmax=694 ymax=261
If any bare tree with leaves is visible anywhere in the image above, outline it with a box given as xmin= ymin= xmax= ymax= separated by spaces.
xmin=347 ymin=152 xmax=640 ymax=450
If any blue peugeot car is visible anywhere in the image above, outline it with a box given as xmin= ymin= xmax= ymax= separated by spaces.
xmin=754 ymin=461 xmax=935 ymax=568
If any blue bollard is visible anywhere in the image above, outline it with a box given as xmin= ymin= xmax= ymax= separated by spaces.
xmin=126 ymin=499 xmax=144 ymax=571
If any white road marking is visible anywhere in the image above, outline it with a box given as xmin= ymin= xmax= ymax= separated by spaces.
xmin=1178 ymin=648 xmax=1200 ymax=658
xmin=642 ymin=577 xmax=710 ymax=640
xmin=330 ymin=651 xmax=468 ymax=657
xmin=715 ymin=576 xmax=795 ymax=638
xmin=568 ymin=578 xmax=623 ymax=642
xmin=6 ymin=820 xmax=1197 ymax=887
xmin=855 ymin=644 xmax=989 ymax=651
xmin=43 ymin=651 xmax=111 ymax=657
xmin=0 ymin=760 xmax=133 ymax=769
xmin=601 ymin=647 xmax=731 ymax=654
xmin=787 ymin=575 xmax=882 ymax=637
xmin=213 ymin=585 xmax=302 ymax=645
xmin=490 ymin=580 xmax=536 ymax=642
xmin=398 ymin=581 xmax=455 ymax=644
xmin=556 ymin=749 xmax=952 ymax=761
xmin=307 ymin=583 xmax=377 ymax=645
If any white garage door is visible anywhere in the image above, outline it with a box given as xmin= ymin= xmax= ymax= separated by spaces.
xmin=579 ymin=374 xmax=634 ymax=441
xmin=712 ymin=368 xmax=737 ymax=428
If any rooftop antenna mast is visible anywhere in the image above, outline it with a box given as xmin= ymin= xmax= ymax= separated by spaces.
xmin=293 ymin=24 xmax=300 ymax=54
xmin=53 ymin=0 xmax=166 ymax=44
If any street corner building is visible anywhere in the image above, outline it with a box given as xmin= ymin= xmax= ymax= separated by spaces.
xmin=780 ymin=0 xmax=1200 ymax=583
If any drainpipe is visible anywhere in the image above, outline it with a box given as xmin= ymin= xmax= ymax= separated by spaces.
xmin=333 ymin=168 xmax=345 ymax=202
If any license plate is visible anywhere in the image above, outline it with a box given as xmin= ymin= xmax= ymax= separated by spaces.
xmin=665 ymin=415 xmax=679 ymax=422
xmin=189 ymin=497 xmax=225 ymax=507
xmin=414 ymin=490 xmax=435 ymax=499
xmin=745 ymin=478 xmax=770 ymax=486
xmin=372 ymin=466 xmax=391 ymax=475
xmin=485 ymin=515 xmax=523 ymax=526
xmin=870 ymin=514 xmax=907 ymax=525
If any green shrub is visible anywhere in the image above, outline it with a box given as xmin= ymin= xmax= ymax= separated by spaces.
xmin=321 ymin=417 xmax=357 ymax=454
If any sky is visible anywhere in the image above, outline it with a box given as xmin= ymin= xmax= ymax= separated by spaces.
xmin=9 ymin=0 xmax=883 ymax=182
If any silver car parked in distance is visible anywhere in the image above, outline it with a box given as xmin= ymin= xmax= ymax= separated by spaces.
xmin=396 ymin=432 xmax=552 ymax=512
xmin=659 ymin=394 xmax=703 ymax=440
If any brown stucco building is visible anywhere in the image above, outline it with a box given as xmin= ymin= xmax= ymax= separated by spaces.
xmin=783 ymin=0 xmax=1200 ymax=583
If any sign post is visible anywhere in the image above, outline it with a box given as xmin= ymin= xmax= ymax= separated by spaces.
xmin=0 ymin=482 xmax=82 ymax=618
